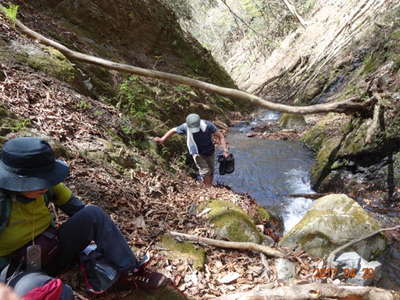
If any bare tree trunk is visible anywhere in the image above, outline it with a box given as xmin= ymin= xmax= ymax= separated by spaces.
xmin=281 ymin=0 xmax=307 ymax=28
xmin=0 ymin=7 xmax=375 ymax=116
xmin=215 ymin=283 xmax=400 ymax=300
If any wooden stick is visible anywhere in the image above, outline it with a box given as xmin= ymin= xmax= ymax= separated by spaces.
xmin=169 ymin=231 xmax=285 ymax=258
xmin=327 ymin=225 xmax=400 ymax=266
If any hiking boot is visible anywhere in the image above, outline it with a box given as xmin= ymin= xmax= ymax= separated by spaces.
xmin=115 ymin=269 xmax=170 ymax=291
xmin=131 ymin=270 xmax=170 ymax=290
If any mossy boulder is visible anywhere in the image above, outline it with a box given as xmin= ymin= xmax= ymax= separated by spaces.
xmin=0 ymin=105 xmax=31 ymax=141
xmin=279 ymin=194 xmax=387 ymax=260
xmin=201 ymin=200 xmax=263 ymax=243
xmin=338 ymin=120 xmax=369 ymax=156
xmin=159 ymin=235 xmax=206 ymax=270
xmin=310 ymin=136 xmax=342 ymax=188
xmin=9 ymin=40 xmax=76 ymax=82
xmin=278 ymin=113 xmax=306 ymax=129
xmin=301 ymin=117 xmax=330 ymax=152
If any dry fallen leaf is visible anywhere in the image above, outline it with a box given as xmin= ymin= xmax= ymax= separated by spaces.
xmin=218 ymin=272 xmax=241 ymax=284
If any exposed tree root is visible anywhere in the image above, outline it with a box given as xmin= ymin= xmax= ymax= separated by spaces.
xmin=215 ymin=283 xmax=400 ymax=300
xmin=0 ymin=6 xmax=375 ymax=116
xmin=169 ymin=231 xmax=285 ymax=258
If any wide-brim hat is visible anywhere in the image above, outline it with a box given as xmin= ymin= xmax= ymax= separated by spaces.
xmin=0 ymin=137 xmax=69 ymax=192
xmin=186 ymin=113 xmax=201 ymax=133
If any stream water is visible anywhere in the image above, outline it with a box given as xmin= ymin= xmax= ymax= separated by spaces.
xmin=215 ymin=111 xmax=400 ymax=289
xmin=214 ymin=110 xmax=315 ymax=232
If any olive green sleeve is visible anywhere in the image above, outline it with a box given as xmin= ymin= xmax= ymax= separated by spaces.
xmin=51 ymin=183 xmax=73 ymax=206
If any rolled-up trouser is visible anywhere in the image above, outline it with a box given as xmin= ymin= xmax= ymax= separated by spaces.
xmin=7 ymin=272 xmax=73 ymax=299
xmin=47 ymin=205 xmax=138 ymax=275
xmin=193 ymin=152 xmax=215 ymax=177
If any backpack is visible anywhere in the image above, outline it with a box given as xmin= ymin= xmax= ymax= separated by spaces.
xmin=23 ymin=277 xmax=63 ymax=300
xmin=2 ymin=269 xmax=72 ymax=300
xmin=218 ymin=153 xmax=235 ymax=175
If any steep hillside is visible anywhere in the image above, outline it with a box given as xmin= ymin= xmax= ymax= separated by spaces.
xmin=1 ymin=0 xmax=251 ymax=160
xmin=0 ymin=2 xmax=259 ymax=299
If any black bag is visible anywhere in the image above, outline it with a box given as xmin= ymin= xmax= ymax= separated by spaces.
xmin=79 ymin=245 xmax=118 ymax=294
xmin=218 ymin=153 xmax=235 ymax=175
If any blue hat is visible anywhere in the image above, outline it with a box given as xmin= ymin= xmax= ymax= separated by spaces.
xmin=0 ymin=137 xmax=69 ymax=192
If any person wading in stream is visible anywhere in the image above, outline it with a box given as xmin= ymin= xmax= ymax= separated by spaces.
xmin=0 ymin=137 xmax=170 ymax=299
xmin=154 ymin=113 xmax=229 ymax=186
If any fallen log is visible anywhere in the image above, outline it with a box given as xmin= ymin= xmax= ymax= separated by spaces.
xmin=0 ymin=6 xmax=374 ymax=116
xmin=169 ymin=231 xmax=285 ymax=258
xmin=214 ymin=283 xmax=400 ymax=300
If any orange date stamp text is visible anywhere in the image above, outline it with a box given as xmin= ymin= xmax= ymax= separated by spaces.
xmin=313 ymin=267 xmax=375 ymax=279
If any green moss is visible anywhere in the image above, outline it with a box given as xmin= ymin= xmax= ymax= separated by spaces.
xmin=311 ymin=136 xmax=341 ymax=185
xmin=254 ymin=207 xmax=271 ymax=224
xmin=25 ymin=47 xmax=76 ymax=82
xmin=199 ymin=200 xmax=263 ymax=243
xmin=338 ymin=120 xmax=368 ymax=155
xmin=1 ymin=4 xmax=19 ymax=24
xmin=210 ymin=210 xmax=263 ymax=243
xmin=301 ymin=119 xmax=328 ymax=152
xmin=0 ymin=105 xmax=31 ymax=138
xmin=160 ymin=235 xmax=206 ymax=269
xmin=199 ymin=199 xmax=246 ymax=218
xmin=362 ymin=54 xmax=379 ymax=75
xmin=279 ymin=113 xmax=306 ymax=129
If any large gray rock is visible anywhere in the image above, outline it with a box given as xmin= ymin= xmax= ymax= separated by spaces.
xmin=275 ymin=258 xmax=296 ymax=281
xmin=334 ymin=251 xmax=382 ymax=286
xmin=279 ymin=194 xmax=387 ymax=259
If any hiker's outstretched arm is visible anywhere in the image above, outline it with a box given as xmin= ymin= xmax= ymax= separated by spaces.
xmin=154 ymin=128 xmax=177 ymax=144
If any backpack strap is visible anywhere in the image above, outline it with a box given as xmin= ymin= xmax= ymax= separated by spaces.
xmin=43 ymin=187 xmax=55 ymax=206
xmin=0 ymin=190 xmax=11 ymax=234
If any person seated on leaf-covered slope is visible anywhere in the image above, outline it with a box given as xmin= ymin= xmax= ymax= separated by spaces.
xmin=0 ymin=137 xmax=170 ymax=299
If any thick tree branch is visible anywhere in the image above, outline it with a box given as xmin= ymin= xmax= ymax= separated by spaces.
xmin=215 ymin=283 xmax=400 ymax=300
xmin=0 ymin=7 xmax=373 ymax=115
xmin=169 ymin=231 xmax=285 ymax=258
